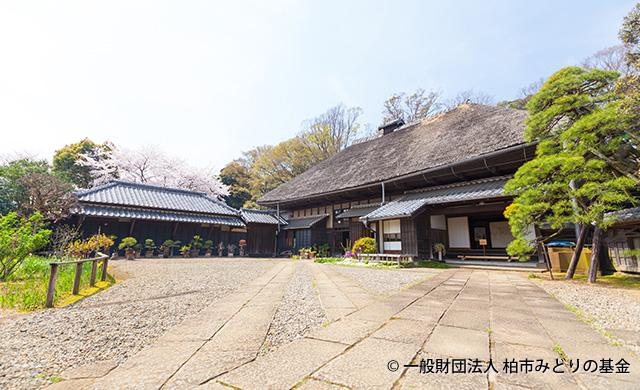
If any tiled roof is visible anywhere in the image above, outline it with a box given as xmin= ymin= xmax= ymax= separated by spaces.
xmin=335 ymin=204 xmax=381 ymax=219
xmin=361 ymin=176 xmax=512 ymax=221
xmin=605 ymin=207 xmax=640 ymax=224
xmin=76 ymin=180 xmax=239 ymax=216
xmin=241 ymin=208 xmax=287 ymax=225
xmin=282 ymin=214 xmax=329 ymax=230
xmin=74 ymin=204 xmax=245 ymax=227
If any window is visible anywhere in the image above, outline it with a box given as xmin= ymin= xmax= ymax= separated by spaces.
xmin=383 ymin=219 xmax=402 ymax=251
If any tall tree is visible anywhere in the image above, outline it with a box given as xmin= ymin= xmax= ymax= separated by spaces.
xmin=498 ymin=79 xmax=546 ymax=110
xmin=382 ymin=88 xmax=440 ymax=124
xmin=220 ymin=156 xmax=254 ymax=209
xmin=299 ymin=103 xmax=362 ymax=163
xmin=0 ymin=157 xmax=50 ymax=216
xmin=619 ymin=3 xmax=640 ymax=70
xmin=504 ymin=66 xmax=639 ymax=283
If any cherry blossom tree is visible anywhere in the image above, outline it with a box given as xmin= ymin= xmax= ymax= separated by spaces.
xmin=77 ymin=144 xmax=229 ymax=199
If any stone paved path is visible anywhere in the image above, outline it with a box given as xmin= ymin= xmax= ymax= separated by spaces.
xmin=47 ymin=261 xmax=639 ymax=390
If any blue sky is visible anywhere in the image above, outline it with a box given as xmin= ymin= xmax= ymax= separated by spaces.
xmin=0 ymin=0 xmax=636 ymax=171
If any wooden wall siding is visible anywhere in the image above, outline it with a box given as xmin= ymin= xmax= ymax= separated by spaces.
xmin=401 ymin=217 xmax=418 ymax=255
xmin=349 ymin=220 xmax=365 ymax=244
xmin=246 ymin=223 xmax=276 ymax=256
xmin=415 ymin=213 xmax=430 ymax=259
xmin=605 ymin=228 xmax=640 ymax=273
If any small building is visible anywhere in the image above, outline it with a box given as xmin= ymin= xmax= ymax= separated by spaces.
xmin=240 ymin=208 xmax=287 ymax=256
xmin=258 ymin=104 xmax=542 ymax=262
xmin=72 ymin=180 xmax=246 ymax=255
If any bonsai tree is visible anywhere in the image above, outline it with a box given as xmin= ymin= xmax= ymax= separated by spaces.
xmin=144 ymin=238 xmax=156 ymax=257
xmin=203 ymin=240 xmax=214 ymax=257
xmin=227 ymin=243 xmax=237 ymax=257
xmin=190 ymin=235 xmax=203 ymax=256
xmin=161 ymin=239 xmax=173 ymax=258
xmin=134 ymin=243 xmax=142 ymax=257
xmin=118 ymin=237 xmax=137 ymax=260
xmin=217 ymin=241 xmax=225 ymax=256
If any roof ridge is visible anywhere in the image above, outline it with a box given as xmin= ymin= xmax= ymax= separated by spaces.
xmin=404 ymin=175 xmax=514 ymax=195
xmin=349 ymin=203 xmax=381 ymax=209
xmin=241 ymin=208 xmax=272 ymax=214
xmin=110 ymin=180 xmax=208 ymax=196
xmin=75 ymin=181 xmax=118 ymax=196
xmin=287 ymin=213 xmax=330 ymax=220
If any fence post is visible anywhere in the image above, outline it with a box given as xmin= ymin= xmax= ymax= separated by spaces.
xmin=100 ymin=257 xmax=109 ymax=281
xmin=45 ymin=264 xmax=59 ymax=308
xmin=90 ymin=260 xmax=98 ymax=287
xmin=72 ymin=262 xmax=83 ymax=295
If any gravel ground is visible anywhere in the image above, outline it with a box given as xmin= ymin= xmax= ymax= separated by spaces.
xmin=331 ymin=265 xmax=440 ymax=297
xmin=259 ymin=264 xmax=327 ymax=355
xmin=532 ymin=278 xmax=640 ymax=356
xmin=0 ymin=258 xmax=271 ymax=390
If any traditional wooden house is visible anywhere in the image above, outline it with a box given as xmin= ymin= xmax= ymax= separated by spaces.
xmin=72 ymin=180 xmax=247 ymax=255
xmin=240 ymin=208 xmax=287 ymax=256
xmin=258 ymin=103 xmax=541 ymax=262
xmin=604 ymin=207 xmax=640 ymax=273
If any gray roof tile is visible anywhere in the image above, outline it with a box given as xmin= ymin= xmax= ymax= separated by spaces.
xmin=74 ymin=204 xmax=245 ymax=227
xmin=336 ymin=204 xmax=381 ymax=219
xmin=282 ymin=214 xmax=329 ymax=230
xmin=76 ymin=180 xmax=239 ymax=216
xmin=361 ymin=176 xmax=512 ymax=221
xmin=241 ymin=209 xmax=287 ymax=225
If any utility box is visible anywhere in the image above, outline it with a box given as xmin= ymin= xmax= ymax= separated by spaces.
xmin=548 ymin=247 xmax=596 ymax=275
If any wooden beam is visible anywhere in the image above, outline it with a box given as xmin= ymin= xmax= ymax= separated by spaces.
xmin=172 ymin=222 xmax=179 ymax=239
xmin=129 ymin=219 xmax=136 ymax=236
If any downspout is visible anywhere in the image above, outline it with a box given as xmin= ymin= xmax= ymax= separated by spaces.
xmin=274 ymin=202 xmax=280 ymax=257
xmin=381 ymin=182 xmax=386 ymax=204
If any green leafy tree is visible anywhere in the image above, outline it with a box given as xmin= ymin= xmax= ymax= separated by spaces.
xmin=504 ymin=66 xmax=639 ymax=283
xmin=0 ymin=157 xmax=50 ymax=216
xmin=53 ymin=138 xmax=109 ymax=188
xmin=0 ymin=212 xmax=51 ymax=281
xmin=220 ymin=156 xmax=254 ymax=209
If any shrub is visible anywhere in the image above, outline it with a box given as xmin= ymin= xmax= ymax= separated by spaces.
xmin=66 ymin=234 xmax=114 ymax=258
xmin=144 ymin=239 xmax=156 ymax=251
xmin=0 ymin=212 xmax=51 ymax=281
xmin=352 ymin=237 xmax=376 ymax=254
xmin=203 ymin=240 xmax=214 ymax=250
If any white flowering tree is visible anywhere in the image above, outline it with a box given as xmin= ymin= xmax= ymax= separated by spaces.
xmin=77 ymin=144 xmax=229 ymax=199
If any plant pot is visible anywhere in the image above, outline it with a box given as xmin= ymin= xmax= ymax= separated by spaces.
xmin=190 ymin=249 xmax=200 ymax=258
xmin=135 ymin=250 xmax=141 ymax=258
xmin=145 ymin=251 xmax=154 ymax=258
xmin=228 ymin=253 xmax=234 ymax=257
xmin=163 ymin=247 xmax=170 ymax=258
xmin=438 ymin=251 xmax=442 ymax=261
xmin=218 ymin=250 xmax=224 ymax=257
xmin=111 ymin=251 xmax=118 ymax=260
xmin=205 ymin=250 xmax=212 ymax=257
xmin=125 ymin=249 xmax=135 ymax=260
xmin=239 ymin=249 xmax=244 ymax=257
xmin=182 ymin=251 xmax=189 ymax=258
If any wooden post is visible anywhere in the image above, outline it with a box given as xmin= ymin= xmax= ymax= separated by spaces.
xmin=90 ymin=260 xmax=98 ymax=287
xmin=588 ymin=227 xmax=603 ymax=283
xmin=100 ymin=257 xmax=109 ymax=282
xmin=72 ymin=263 xmax=83 ymax=295
xmin=45 ymin=264 xmax=59 ymax=308
xmin=566 ymin=224 xmax=589 ymax=279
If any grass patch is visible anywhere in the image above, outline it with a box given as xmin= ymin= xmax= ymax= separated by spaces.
xmin=552 ymin=343 xmax=567 ymax=361
xmin=313 ymin=257 xmax=343 ymax=264
xmin=0 ymin=255 xmax=115 ymax=310
xmin=406 ymin=261 xmax=453 ymax=269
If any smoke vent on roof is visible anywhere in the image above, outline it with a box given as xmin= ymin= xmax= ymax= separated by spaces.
xmin=378 ymin=118 xmax=405 ymax=135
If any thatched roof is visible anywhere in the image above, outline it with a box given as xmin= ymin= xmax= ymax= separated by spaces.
xmin=258 ymin=104 xmax=527 ymax=205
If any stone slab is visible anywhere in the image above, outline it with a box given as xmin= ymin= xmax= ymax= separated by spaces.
xmin=313 ymin=337 xmax=418 ymax=390
xmin=44 ymin=378 xmax=95 ymax=390
xmin=439 ymin=308 xmax=490 ymax=331
xmin=296 ymin=378 xmax=350 ymax=390
xmin=163 ymin=350 xmax=255 ymax=390
xmin=309 ymin=318 xmax=382 ymax=345
xmin=61 ymin=360 xmax=118 ymax=380
xmin=371 ymin=319 xmax=436 ymax=346
xmin=423 ymin=325 xmax=489 ymax=360
xmin=217 ymin=338 xmax=346 ymax=390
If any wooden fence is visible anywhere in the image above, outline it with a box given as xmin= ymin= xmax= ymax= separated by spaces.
xmin=45 ymin=252 xmax=110 ymax=308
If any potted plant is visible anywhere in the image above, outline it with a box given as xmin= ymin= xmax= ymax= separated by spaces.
xmin=180 ymin=245 xmax=191 ymax=258
xmin=119 ymin=237 xmax=137 ymax=260
xmin=239 ymin=239 xmax=246 ymax=256
xmin=203 ymin=240 xmax=214 ymax=257
xmin=434 ymin=243 xmax=446 ymax=261
xmin=144 ymin=239 xmax=156 ymax=258
xmin=190 ymin=235 xmax=203 ymax=257
xmin=161 ymin=239 xmax=173 ymax=258
xmin=227 ymin=243 xmax=237 ymax=257
xmin=218 ymin=241 xmax=225 ymax=257
xmin=134 ymin=243 xmax=142 ymax=258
